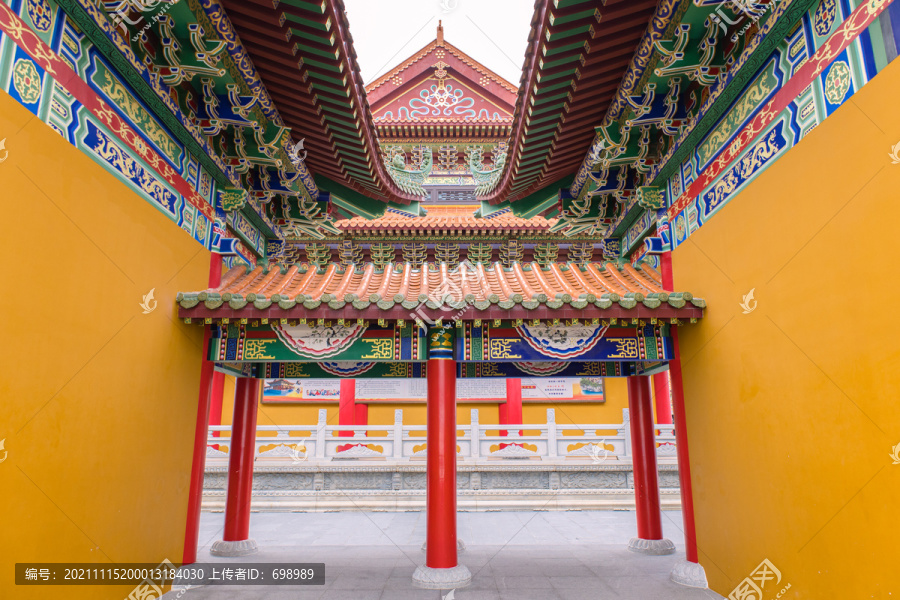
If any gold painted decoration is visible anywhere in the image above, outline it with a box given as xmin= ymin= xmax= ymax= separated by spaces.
xmin=304 ymin=243 xmax=330 ymax=266
xmin=467 ymin=243 xmax=493 ymax=265
xmin=219 ymin=187 xmax=248 ymax=212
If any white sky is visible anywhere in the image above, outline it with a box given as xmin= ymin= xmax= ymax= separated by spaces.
xmin=342 ymin=0 xmax=535 ymax=86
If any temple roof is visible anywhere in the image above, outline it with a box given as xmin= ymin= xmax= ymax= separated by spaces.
xmin=177 ymin=261 xmax=704 ymax=321
xmin=367 ymin=22 xmax=518 ymax=99
xmin=365 ymin=22 xmax=517 ymax=140
xmin=217 ymin=0 xmax=661 ymax=208
xmin=471 ymin=1 xmax=661 ymax=205
xmin=220 ymin=0 xmax=424 ymax=204
xmin=334 ymin=206 xmax=555 ymax=236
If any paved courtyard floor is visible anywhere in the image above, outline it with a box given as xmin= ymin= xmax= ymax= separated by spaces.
xmin=170 ymin=510 xmax=725 ymax=599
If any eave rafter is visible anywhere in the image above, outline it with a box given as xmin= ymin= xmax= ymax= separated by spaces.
xmin=221 ymin=0 xmax=427 ymax=205
xmin=553 ymin=0 xmax=818 ymax=250
xmin=478 ymin=0 xmax=660 ymax=206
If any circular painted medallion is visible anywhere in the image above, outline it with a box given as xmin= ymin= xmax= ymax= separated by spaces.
xmin=824 ymin=61 xmax=851 ymax=105
xmin=13 ymin=59 xmax=42 ymax=104
xmin=27 ymin=0 xmax=52 ymax=33
xmin=674 ymin=214 xmax=687 ymax=243
xmin=814 ymin=0 xmax=837 ymax=37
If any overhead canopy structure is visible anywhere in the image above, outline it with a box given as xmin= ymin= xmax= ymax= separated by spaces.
xmin=177 ymin=260 xmax=703 ymax=322
xmin=216 ymin=0 xmax=665 ymax=217
xmin=53 ymin=0 xmax=827 ymax=263
xmin=177 ymin=258 xmax=704 ymax=379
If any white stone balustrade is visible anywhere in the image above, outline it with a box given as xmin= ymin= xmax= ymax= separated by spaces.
xmin=206 ymin=407 xmax=678 ymax=463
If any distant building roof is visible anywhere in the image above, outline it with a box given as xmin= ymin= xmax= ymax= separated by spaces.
xmin=335 ymin=205 xmax=555 ymax=236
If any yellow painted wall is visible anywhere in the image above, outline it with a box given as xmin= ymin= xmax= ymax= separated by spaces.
xmin=672 ymin=58 xmax=900 ymax=596
xmin=0 ymin=90 xmax=211 ymax=598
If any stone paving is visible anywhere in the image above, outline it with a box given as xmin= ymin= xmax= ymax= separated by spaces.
xmin=167 ymin=510 xmax=725 ymax=599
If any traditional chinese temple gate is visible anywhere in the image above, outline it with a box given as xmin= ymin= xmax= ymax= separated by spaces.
xmin=178 ymin=253 xmax=706 ymax=588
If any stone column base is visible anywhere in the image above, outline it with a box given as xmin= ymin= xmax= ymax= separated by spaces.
xmin=627 ymin=537 xmax=676 ymax=555
xmin=210 ymin=539 xmax=258 ymax=557
xmin=670 ymin=559 xmax=709 ymax=588
xmin=412 ymin=564 xmax=472 ymax=589
xmin=421 ymin=539 xmax=466 ymax=553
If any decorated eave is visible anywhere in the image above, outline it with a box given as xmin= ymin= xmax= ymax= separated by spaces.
xmin=554 ymin=0 xmax=820 ymax=252
xmin=56 ymin=0 xmax=340 ymax=249
xmin=219 ymin=0 xmax=425 ymax=205
xmin=373 ymin=121 xmax=513 ymax=142
xmin=176 ymin=260 xmax=705 ymax=323
xmin=475 ymin=0 xmax=662 ymax=207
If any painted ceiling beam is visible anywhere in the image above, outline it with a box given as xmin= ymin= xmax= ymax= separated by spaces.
xmin=648 ymin=0 xmax=820 ymax=185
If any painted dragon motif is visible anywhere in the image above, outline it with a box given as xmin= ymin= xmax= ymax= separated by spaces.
xmin=468 ymin=146 xmax=506 ymax=196
xmin=384 ymin=146 xmax=432 ymax=196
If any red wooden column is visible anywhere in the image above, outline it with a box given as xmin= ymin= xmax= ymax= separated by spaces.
xmin=660 ymin=251 xmax=708 ymax=587
xmin=354 ymin=399 xmax=368 ymax=429
xmin=499 ymin=378 xmax=523 ymax=436
xmin=183 ymin=253 xmax=222 ymax=565
xmin=413 ymin=325 xmax=471 ymax=589
xmin=211 ymin=376 xmax=260 ymax=556
xmin=208 ymin=369 xmax=225 ymax=441
xmin=339 ymin=378 xmax=356 ymax=437
xmin=653 ymin=372 xmax=673 ymax=425
xmin=627 ymin=375 xmax=675 ymax=555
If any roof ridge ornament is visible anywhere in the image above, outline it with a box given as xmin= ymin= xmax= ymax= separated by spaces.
xmin=433 ymin=60 xmax=449 ymax=87
xmin=384 ymin=146 xmax=433 ymax=197
xmin=468 ymin=145 xmax=507 ymax=196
